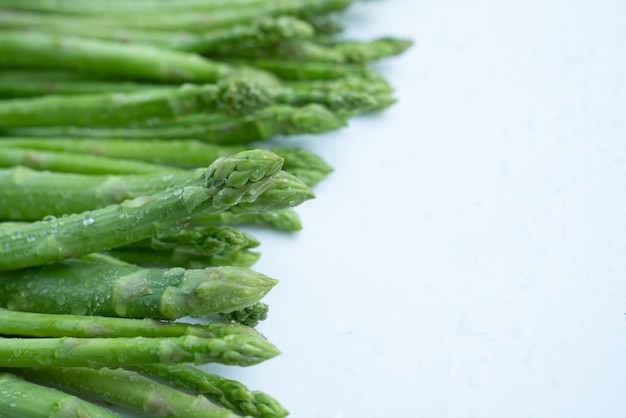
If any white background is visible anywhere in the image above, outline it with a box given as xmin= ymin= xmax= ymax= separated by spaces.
xmin=213 ymin=1 xmax=626 ymax=417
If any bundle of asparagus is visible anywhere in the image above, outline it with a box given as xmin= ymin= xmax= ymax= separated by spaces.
xmin=0 ymin=0 xmax=411 ymax=416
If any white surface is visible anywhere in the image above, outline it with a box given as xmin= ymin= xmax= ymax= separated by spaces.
xmin=211 ymin=1 xmax=626 ymax=417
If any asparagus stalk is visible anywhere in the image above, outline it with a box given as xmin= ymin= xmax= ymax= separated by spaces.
xmin=0 ymin=166 xmax=313 ymax=221
xmin=223 ymin=58 xmax=370 ymax=81
xmin=0 ymin=254 xmax=277 ymax=319
xmin=15 ymin=367 xmax=239 ymax=418
xmin=0 ymin=147 xmax=187 ymax=174
xmin=0 ymin=0 xmax=351 ymax=16
xmin=134 ymin=363 xmax=288 ymax=418
xmin=0 ymin=371 xmax=120 ymax=418
xmin=0 ymin=149 xmax=283 ymax=271
xmin=0 ymin=104 xmax=347 ymax=144
xmin=218 ymin=37 xmax=413 ymax=64
xmin=0 ymin=0 xmax=353 ymax=31
xmin=0 ymin=332 xmax=279 ymax=367
xmin=0 ymin=308 xmax=261 ymax=338
xmin=109 ymin=247 xmax=261 ymax=269
xmin=0 ymin=80 xmax=272 ymax=128
xmin=194 ymin=208 xmax=304 ymax=232
xmin=0 ymin=138 xmax=333 ymax=186
xmin=0 ymin=31 xmax=278 ymax=84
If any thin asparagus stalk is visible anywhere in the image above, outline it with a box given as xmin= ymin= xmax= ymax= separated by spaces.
xmin=0 ymin=149 xmax=283 ymax=271
xmin=0 ymin=253 xmax=277 ymax=319
xmin=15 ymin=367 xmax=239 ymax=418
xmin=0 ymin=166 xmax=313 ymax=221
xmin=0 ymin=104 xmax=347 ymax=144
xmin=0 ymin=332 xmax=279 ymax=367
xmin=0 ymin=70 xmax=169 ymax=99
xmin=0 ymin=80 xmax=272 ymax=128
xmin=0 ymin=372 xmax=120 ymax=418
xmin=217 ymin=37 xmax=414 ymax=64
xmin=0 ymin=138 xmax=334 ymax=186
xmin=194 ymin=208 xmax=304 ymax=232
xmin=223 ymin=58 xmax=370 ymax=80
xmin=0 ymin=0 xmax=351 ymax=15
xmin=134 ymin=363 xmax=288 ymax=418
xmin=0 ymin=308 xmax=260 ymax=338
xmin=109 ymin=247 xmax=261 ymax=269
xmin=0 ymin=147 xmax=187 ymax=174
xmin=0 ymin=31 xmax=278 ymax=84
xmin=0 ymin=0 xmax=353 ymax=31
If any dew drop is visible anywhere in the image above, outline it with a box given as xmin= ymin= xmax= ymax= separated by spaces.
xmin=82 ymin=216 xmax=95 ymax=226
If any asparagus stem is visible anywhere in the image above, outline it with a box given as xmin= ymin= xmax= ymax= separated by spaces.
xmin=0 ymin=80 xmax=272 ymax=128
xmin=0 ymin=166 xmax=313 ymax=221
xmin=0 ymin=138 xmax=334 ymax=186
xmin=0 ymin=149 xmax=283 ymax=270
xmin=109 ymin=247 xmax=261 ymax=269
xmin=134 ymin=363 xmax=288 ymax=418
xmin=0 ymin=254 xmax=278 ymax=320
xmin=15 ymin=367 xmax=239 ymax=418
xmin=223 ymin=58 xmax=370 ymax=80
xmin=0 ymin=307 xmax=259 ymax=338
xmin=0 ymin=147 xmax=186 ymax=174
xmin=0 ymin=31 xmax=277 ymax=84
xmin=217 ymin=37 xmax=414 ymax=64
xmin=194 ymin=208 xmax=304 ymax=232
xmin=0 ymin=371 xmax=120 ymax=418
xmin=0 ymin=332 xmax=280 ymax=367
xmin=0 ymin=104 xmax=347 ymax=144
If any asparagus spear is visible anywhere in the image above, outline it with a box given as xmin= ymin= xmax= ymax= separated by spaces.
xmin=217 ymin=37 xmax=414 ymax=64
xmin=0 ymin=254 xmax=277 ymax=319
xmin=194 ymin=208 xmax=304 ymax=232
xmin=0 ymin=166 xmax=313 ymax=221
xmin=0 ymin=79 xmax=272 ymax=128
xmin=0 ymin=138 xmax=333 ymax=186
xmin=134 ymin=363 xmax=288 ymax=418
xmin=0 ymin=104 xmax=347 ymax=144
xmin=0 ymin=308 xmax=260 ymax=338
xmin=0 ymin=0 xmax=351 ymax=16
xmin=109 ymin=247 xmax=261 ymax=269
xmin=15 ymin=367 xmax=239 ymax=418
xmin=0 ymin=332 xmax=279 ymax=367
xmin=0 ymin=147 xmax=187 ymax=174
xmin=223 ymin=58 xmax=370 ymax=81
xmin=0 ymin=371 xmax=120 ymax=418
xmin=0 ymin=31 xmax=278 ymax=84
xmin=0 ymin=0 xmax=353 ymax=31
xmin=0 ymin=149 xmax=283 ymax=271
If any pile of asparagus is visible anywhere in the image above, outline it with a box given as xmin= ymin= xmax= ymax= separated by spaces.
xmin=0 ymin=0 xmax=411 ymax=416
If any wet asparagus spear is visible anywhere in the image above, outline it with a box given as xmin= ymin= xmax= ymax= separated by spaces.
xmin=134 ymin=363 xmax=288 ymax=418
xmin=0 ymin=149 xmax=282 ymax=270
xmin=0 ymin=254 xmax=277 ymax=320
xmin=0 ymin=79 xmax=272 ymax=128
xmin=0 ymin=308 xmax=261 ymax=338
xmin=0 ymin=372 xmax=120 ymax=418
xmin=14 ymin=367 xmax=239 ymax=418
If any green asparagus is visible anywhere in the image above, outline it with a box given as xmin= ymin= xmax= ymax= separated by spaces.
xmin=0 ymin=308 xmax=261 ymax=338
xmin=220 ymin=302 xmax=269 ymax=327
xmin=0 ymin=372 xmax=120 ymax=418
xmin=0 ymin=332 xmax=279 ymax=367
xmin=0 ymin=79 xmax=272 ymax=128
xmin=134 ymin=363 xmax=288 ymax=418
xmin=15 ymin=367 xmax=239 ymax=418
xmin=0 ymin=138 xmax=334 ymax=186
xmin=194 ymin=208 xmax=304 ymax=232
xmin=0 ymin=166 xmax=313 ymax=221
xmin=0 ymin=31 xmax=279 ymax=84
xmin=0 ymin=104 xmax=348 ymax=144
xmin=0 ymin=149 xmax=283 ymax=270
xmin=0 ymin=254 xmax=277 ymax=319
